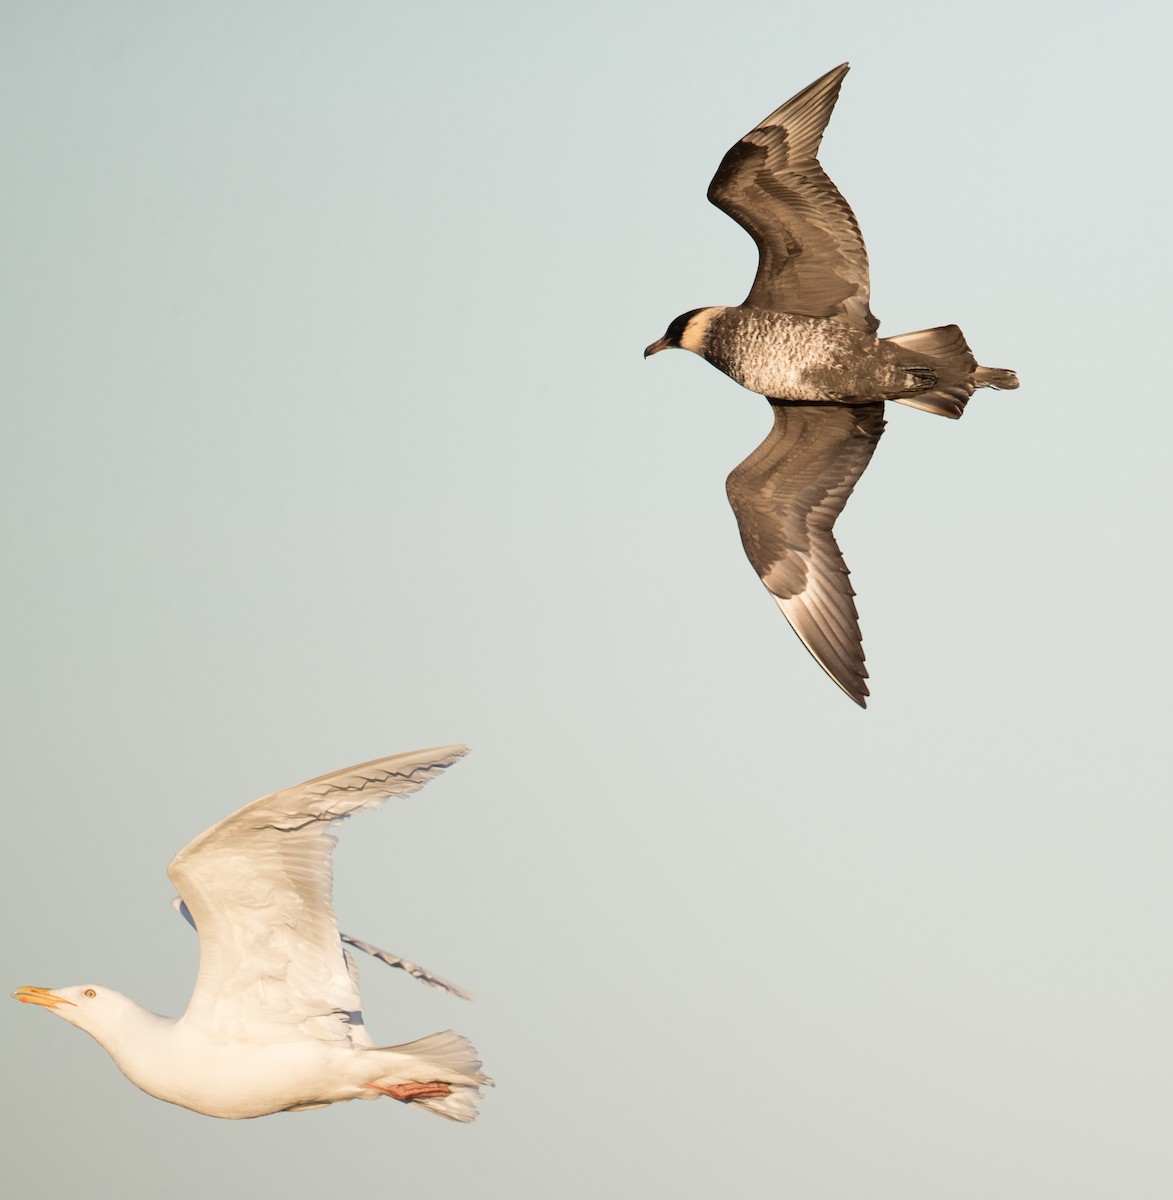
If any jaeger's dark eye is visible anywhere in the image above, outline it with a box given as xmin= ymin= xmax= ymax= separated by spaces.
xmin=83 ymin=989 xmax=96 ymax=999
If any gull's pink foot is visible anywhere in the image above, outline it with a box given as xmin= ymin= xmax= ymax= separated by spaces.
xmin=370 ymin=1080 xmax=453 ymax=1102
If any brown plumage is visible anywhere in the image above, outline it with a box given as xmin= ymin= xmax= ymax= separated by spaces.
xmin=645 ymin=63 xmax=1018 ymax=706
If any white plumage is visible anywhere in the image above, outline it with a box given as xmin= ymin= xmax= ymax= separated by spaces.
xmin=13 ymin=745 xmax=491 ymax=1121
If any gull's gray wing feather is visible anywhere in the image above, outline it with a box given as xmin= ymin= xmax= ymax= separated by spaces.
xmin=341 ymin=935 xmax=475 ymax=1002
xmin=726 ymin=402 xmax=885 ymax=706
xmin=167 ymin=745 xmax=468 ymax=1043
xmin=172 ymin=895 xmax=197 ymax=929
xmin=707 ymin=63 xmax=877 ymax=333
xmin=171 ymin=900 xmax=473 ymax=1002
xmin=340 ymin=946 xmax=374 ymax=1048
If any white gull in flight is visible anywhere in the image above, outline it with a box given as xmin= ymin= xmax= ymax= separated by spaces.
xmin=14 ymin=745 xmax=492 ymax=1121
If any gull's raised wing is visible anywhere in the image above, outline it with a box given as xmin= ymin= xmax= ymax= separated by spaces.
xmin=707 ymin=63 xmax=877 ymax=333
xmin=726 ymin=402 xmax=885 ymax=706
xmin=167 ymin=746 xmax=468 ymax=1043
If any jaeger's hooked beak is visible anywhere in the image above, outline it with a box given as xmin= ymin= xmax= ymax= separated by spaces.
xmin=644 ymin=337 xmax=670 ymax=358
xmin=12 ymin=986 xmax=74 ymax=1009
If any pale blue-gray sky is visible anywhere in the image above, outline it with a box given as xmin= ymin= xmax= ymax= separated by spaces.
xmin=3 ymin=2 xmax=1170 ymax=1197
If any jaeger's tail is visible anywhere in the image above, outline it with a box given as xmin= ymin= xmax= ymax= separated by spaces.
xmin=884 ymin=324 xmax=1018 ymax=419
xmin=974 ymin=364 xmax=1019 ymax=390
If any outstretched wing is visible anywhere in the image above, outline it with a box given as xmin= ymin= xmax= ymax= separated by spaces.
xmin=726 ymin=402 xmax=885 ymax=706
xmin=707 ymin=63 xmax=877 ymax=332
xmin=167 ymin=746 xmax=468 ymax=1043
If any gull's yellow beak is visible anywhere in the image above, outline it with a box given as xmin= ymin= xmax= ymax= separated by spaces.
xmin=12 ymin=986 xmax=74 ymax=1009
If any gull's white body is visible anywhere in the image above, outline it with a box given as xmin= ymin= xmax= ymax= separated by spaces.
xmin=73 ymin=997 xmax=478 ymax=1118
xmin=15 ymin=746 xmax=491 ymax=1121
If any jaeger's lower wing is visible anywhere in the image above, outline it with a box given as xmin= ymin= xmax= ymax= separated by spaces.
xmin=726 ymin=402 xmax=885 ymax=706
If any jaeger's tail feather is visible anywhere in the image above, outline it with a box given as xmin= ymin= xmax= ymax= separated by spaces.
xmin=884 ymin=324 xmax=1016 ymax=419
xmin=975 ymin=365 xmax=1019 ymax=389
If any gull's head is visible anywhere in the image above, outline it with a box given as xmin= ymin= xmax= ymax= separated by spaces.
xmin=644 ymin=307 xmax=722 ymax=359
xmin=13 ymin=985 xmax=126 ymax=1034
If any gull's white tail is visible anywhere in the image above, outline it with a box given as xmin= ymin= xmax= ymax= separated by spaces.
xmin=369 ymin=1030 xmax=493 ymax=1123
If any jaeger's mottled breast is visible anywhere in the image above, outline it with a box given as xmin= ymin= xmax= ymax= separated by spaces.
xmin=705 ymin=309 xmax=909 ymax=402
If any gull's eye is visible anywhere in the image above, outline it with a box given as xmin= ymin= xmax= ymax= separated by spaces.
xmin=83 ymin=989 xmax=96 ymax=999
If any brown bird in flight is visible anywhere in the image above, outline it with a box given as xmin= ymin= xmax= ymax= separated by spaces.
xmin=645 ymin=63 xmax=1017 ymax=706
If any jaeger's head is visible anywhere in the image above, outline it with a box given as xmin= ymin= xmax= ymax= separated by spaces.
xmin=644 ymin=307 xmax=723 ymax=359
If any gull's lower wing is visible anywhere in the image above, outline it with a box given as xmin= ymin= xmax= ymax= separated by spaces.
xmin=726 ymin=402 xmax=885 ymax=706
xmin=341 ymin=935 xmax=475 ymax=1001
xmin=170 ymin=901 xmax=473 ymax=1001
